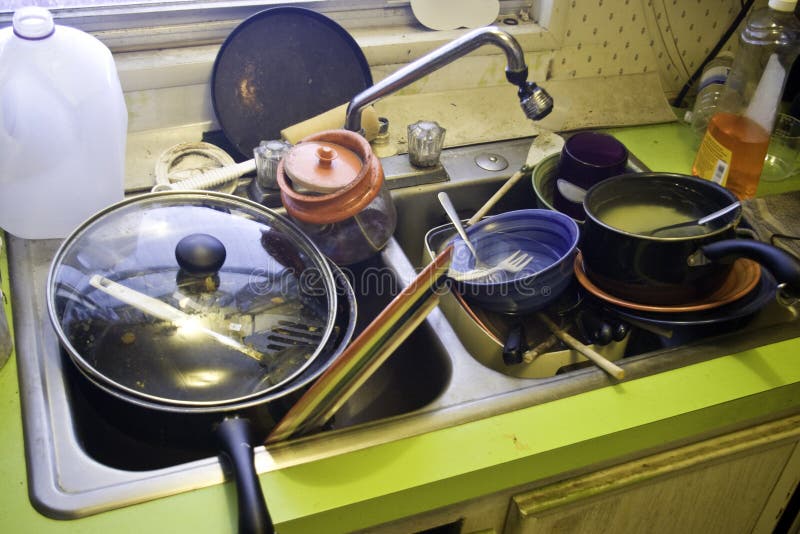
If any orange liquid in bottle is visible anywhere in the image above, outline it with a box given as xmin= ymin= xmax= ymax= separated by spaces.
xmin=702 ymin=112 xmax=771 ymax=199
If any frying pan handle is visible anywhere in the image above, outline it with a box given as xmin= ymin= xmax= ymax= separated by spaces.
xmin=700 ymin=240 xmax=800 ymax=293
xmin=216 ymin=417 xmax=274 ymax=534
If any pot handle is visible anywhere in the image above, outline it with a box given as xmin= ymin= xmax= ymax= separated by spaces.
xmin=699 ymin=240 xmax=800 ymax=293
xmin=216 ymin=417 xmax=274 ymax=534
xmin=502 ymin=323 xmax=526 ymax=365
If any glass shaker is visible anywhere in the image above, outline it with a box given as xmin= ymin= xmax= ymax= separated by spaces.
xmin=254 ymin=139 xmax=292 ymax=189
xmin=277 ymin=130 xmax=397 ymax=265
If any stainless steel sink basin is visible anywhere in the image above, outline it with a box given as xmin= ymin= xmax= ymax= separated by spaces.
xmin=10 ymin=137 xmax=800 ymax=519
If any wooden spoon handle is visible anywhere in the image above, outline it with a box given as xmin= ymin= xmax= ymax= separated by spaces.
xmin=467 ymin=166 xmax=529 ymax=226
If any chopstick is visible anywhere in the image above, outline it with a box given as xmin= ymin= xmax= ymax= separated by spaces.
xmin=466 ymin=165 xmax=532 ymax=226
xmin=522 ymin=327 xmax=567 ymax=364
xmin=265 ymin=245 xmax=453 ymax=444
xmin=536 ymin=313 xmax=626 ymax=380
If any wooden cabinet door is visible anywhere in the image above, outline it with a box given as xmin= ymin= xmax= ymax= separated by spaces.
xmin=507 ymin=415 xmax=800 ymax=534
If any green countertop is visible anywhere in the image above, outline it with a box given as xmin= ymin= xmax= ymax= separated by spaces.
xmin=1 ymin=119 xmax=799 ymax=533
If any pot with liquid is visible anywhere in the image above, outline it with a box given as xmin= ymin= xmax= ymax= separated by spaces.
xmin=580 ymin=173 xmax=800 ymax=306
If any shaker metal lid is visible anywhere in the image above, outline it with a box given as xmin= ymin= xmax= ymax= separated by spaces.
xmin=47 ymin=191 xmax=338 ymax=408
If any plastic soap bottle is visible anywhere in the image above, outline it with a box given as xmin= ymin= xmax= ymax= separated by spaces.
xmin=692 ymin=0 xmax=800 ymax=199
xmin=686 ymin=52 xmax=734 ymax=140
xmin=0 ymin=7 xmax=127 ymax=239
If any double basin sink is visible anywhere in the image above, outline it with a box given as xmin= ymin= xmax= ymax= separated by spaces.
xmin=9 ymin=137 xmax=800 ymax=518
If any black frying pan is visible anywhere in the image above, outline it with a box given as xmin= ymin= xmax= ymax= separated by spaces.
xmin=47 ymin=192 xmax=357 ymax=534
xmin=58 ymin=263 xmax=357 ymax=534
xmin=211 ymin=7 xmax=373 ymax=158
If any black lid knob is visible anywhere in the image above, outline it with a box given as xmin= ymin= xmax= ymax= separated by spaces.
xmin=175 ymin=234 xmax=226 ymax=276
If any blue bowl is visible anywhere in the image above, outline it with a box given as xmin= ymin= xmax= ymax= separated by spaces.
xmin=432 ymin=209 xmax=580 ymax=314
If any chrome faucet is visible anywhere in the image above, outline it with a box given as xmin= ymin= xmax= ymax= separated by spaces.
xmin=344 ymin=26 xmax=553 ymax=132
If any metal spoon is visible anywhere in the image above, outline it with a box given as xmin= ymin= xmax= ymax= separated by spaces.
xmin=647 ymin=200 xmax=741 ymax=237
xmin=438 ymin=192 xmax=479 ymax=260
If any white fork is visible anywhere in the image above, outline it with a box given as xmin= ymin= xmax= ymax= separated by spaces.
xmin=448 ymin=250 xmax=533 ymax=282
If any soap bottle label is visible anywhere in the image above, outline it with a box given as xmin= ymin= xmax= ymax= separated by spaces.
xmin=693 ymin=130 xmax=733 ymax=186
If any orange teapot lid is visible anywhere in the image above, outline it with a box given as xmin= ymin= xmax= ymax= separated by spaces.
xmin=283 ymin=141 xmax=363 ymax=193
xmin=277 ymin=130 xmax=384 ymax=224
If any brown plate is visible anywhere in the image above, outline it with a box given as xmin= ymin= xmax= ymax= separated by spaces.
xmin=574 ymin=251 xmax=761 ymax=313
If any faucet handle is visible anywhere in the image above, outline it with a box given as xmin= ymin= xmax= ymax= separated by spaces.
xmin=407 ymin=120 xmax=447 ymax=167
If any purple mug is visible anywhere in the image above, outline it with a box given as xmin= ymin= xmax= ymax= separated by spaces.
xmin=553 ymin=132 xmax=628 ymax=221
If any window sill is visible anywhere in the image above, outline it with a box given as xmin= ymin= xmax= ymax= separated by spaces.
xmin=115 ymin=20 xmax=557 ymax=93
xmin=123 ymin=72 xmax=677 ymax=191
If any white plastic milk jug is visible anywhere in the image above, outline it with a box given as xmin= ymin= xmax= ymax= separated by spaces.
xmin=0 ymin=7 xmax=127 ymax=239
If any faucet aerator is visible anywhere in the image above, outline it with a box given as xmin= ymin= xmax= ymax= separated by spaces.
xmin=519 ymin=83 xmax=554 ymax=121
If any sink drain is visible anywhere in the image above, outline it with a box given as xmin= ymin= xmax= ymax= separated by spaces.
xmin=474 ymin=153 xmax=509 ymax=171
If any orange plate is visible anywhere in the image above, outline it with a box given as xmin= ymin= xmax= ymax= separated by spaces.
xmin=574 ymin=251 xmax=761 ymax=313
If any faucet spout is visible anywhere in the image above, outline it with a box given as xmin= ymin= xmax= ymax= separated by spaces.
xmin=344 ymin=26 xmax=553 ymax=132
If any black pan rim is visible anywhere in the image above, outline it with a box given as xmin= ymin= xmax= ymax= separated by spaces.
xmin=582 ymin=172 xmax=742 ymax=242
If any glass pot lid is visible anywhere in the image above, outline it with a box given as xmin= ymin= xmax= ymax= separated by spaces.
xmin=47 ymin=191 xmax=338 ymax=408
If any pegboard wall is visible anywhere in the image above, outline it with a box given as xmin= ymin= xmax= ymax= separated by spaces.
xmin=367 ymin=0 xmax=766 ymax=103
xmin=547 ymin=0 xmax=765 ymax=98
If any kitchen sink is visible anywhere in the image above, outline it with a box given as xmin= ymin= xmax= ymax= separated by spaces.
xmin=9 ymin=137 xmax=800 ymax=519
xmin=57 ymin=250 xmax=452 ymax=473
